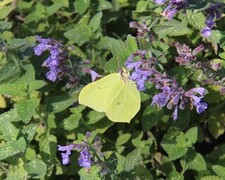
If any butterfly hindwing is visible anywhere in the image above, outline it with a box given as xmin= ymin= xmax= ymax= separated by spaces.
xmin=105 ymin=79 xmax=140 ymax=123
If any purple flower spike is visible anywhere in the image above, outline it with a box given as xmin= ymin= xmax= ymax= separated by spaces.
xmin=33 ymin=36 xmax=66 ymax=82
xmin=58 ymin=144 xmax=76 ymax=165
xmin=78 ymin=147 xmax=93 ymax=168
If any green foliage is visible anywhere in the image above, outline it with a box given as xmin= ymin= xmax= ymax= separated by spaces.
xmin=0 ymin=0 xmax=225 ymax=179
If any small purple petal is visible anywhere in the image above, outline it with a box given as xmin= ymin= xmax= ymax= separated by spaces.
xmin=201 ymin=27 xmax=212 ymax=38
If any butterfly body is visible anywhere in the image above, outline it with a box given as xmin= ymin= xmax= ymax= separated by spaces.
xmin=78 ymin=73 xmax=140 ymax=123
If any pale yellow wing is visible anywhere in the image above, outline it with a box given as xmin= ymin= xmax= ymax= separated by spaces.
xmin=78 ymin=73 xmax=124 ymax=112
xmin=105 ymin=79 xmax=140 ymax=123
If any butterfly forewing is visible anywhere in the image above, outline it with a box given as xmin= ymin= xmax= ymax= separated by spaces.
xmin=78 ymin=73 xmax=124 ymax=112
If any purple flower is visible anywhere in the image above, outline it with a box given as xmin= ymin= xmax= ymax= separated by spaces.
xmin=58 ymin=144 xmax=75 ymax=165
xmin=201 ymin=27 xmax=212 ymax=38
xmin=46 ymin=68 xmax=61 ymax=82
xmin=89 ymin=70 xmax=102 ymax=82
xmin=154 ymin=0 xmax=166 ymax=5
xmin=161 ymin=0 xmax=187 ymax=20
xmin=125 ymin=51 xmax=156 ymax=91
xmin=78 ymin=147 xmax=93 ymax=168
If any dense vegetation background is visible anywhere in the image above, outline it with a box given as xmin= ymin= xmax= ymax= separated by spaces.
xmin=1 ymin=0 xmax=225 ymax=179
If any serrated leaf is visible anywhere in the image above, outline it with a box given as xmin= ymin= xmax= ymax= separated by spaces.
xmin=25 ymin=159 xmax=47 ymax=178
xmin=142 ymin=107 xmax=162 ymax=131
xmin=74 ymin=0 xmax=90 ymax=15
xmin=0 ymin=108 xmax=20 ymax=122
xmin=161 ymin=144 xmax=188 ymax=161
xmin=212 ymin=165 xmax=225 ymax=179
xmin=64 ymin=24 xmax=92 ymax=46
xmin=0 ymin=82 xmax=27 ymax=96
xmin=0 ymin=137 xmax=26 ymax=160
xmin=116 ymin=133 xmax=131 ymax=146
xmin=8 ymin=38 xmax=28 ymax=49
xmin=87 ymin=110 xmax=105 ymax=125
xmin=0 ymin=118 xmax=19 ymax=141
xmin=89 ymin=11 xmax=102 ymax=32
xmin=200 ymin=176 xmax=222 ymax=180
xmin=28 ymin=80 xmax=46 ymax=92
xmin=78 ymin=166 xmax=101 ymax=180
xmin=0 ymin=62 xmax=21 ymax=83
xmin=185 ymin=127 xmax=198 ymax=147
xmin=63 ymin=113 xmax=82 ymax=130
xmin=126 ymin=35 xmax=138 ymax=53
xmin=154 ymin=19 xmax=190 ymax=38
xmin=185 ymin=151 xmax=206 ymax=171
xmin=122 ymin=149 xmax=142 ymax=171
xmin=21 ymin=123 xmax=38 ymax=142
xmin=6 ymin=158 xmax=27 ymax=180
xmin=167 ymin=170 xmax=184 ymax=180
xmin=45 ymin=94 xmax=76 ymax=113
xmin=208 ymin=112 xmax=225 ymax=139
xmin=46 ymin=3 xmax=63 ymax=16
xmin=187 ymin=11 xmax=205 ymax=29
xmin=97 ymin=0 xmax=112 ymax=10
xmin=16 ymin=98 xmax=39 ymax=123
xmin=39 ymin=133 xmax=57 ymax=163
xmin=208 ymin=30 xmax=224 ymax=44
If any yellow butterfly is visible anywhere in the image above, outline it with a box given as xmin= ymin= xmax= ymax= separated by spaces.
xmin=78 ymin=72 xmax=140 ymax=123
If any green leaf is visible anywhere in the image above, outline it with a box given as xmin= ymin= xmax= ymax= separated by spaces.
xmin=142 ymin=107 xmax=162 ymax=131
xmin=5 ymin=158 xmax=27 ymax=180
xmin=185 ymin=127 xmax=198 ymax=147
xmin=78 ymin=166 xmax=101 ymax=180
xmin=122 ymin=149 xmax=142 ymax=171
xmin=116 ymin=133 xmax=131 ymax=146
xmin=0 ymin=81 xmax=27 ymax=96
xmin=87 ymin=110 xmax=105 ymax=125
xmin=64 ymin=24 xmax=92 ymax=46
xmin=0 ymin=4 xmax=15 ymax=20
xmin=89 ymin=12 xmax=103 ymax=32
xmin=8 ymin=38 xmax=28 ymax=49
xmin=208 ymin=30 xmax=224 ymax=44
xmin=187 ymin=10 xmax=205 ymax=29
xmin=16 ymin=98 xmax=39 ymax=123
xmin=167 ymin=170 xmax=184 ymax=180
xmin=28 ymin=80 xmax=46 ymax=92
xmin=21 ymin=123 xmax=38 ymax=142
xmin=45 ymin=94 xmax=76 ymax=113
xmin=126 ymin=34 xmax=138 ymax=53
xmin=74 ymin=0 xmax=90 ymax=15
xmin=161 ymin=144 xmax=188 ymax=161
xmin=200 ymin=176 xmax=222 ymax=180
xmin=25 ymin=159 xmax=47 ymax=178
xmin=39 ymin=133 xmax=57 ymax=163
xmin=46 ymin=3 xmax=63 ymax=16
xmin=184 ymin=150 xmax=207 ymax=171
xmin=212 ymin=165 xmax=225 ymax=179
xmin=0 ymin=137 xmax=26 ymax=160
xmin=63 ymin=113 xmax=82 ymax=130
xmin=154 ymin=19 xmax=190 ymax=38
xmin=0 ymin=62 xmax=21 ymax=84
xmin=0 ymin=108 xmax=20 ymax=122
xmin=0 ymin=118 xmax=19 ymax=141
xmin=97 ymin=0 xmax=112 ymax=10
